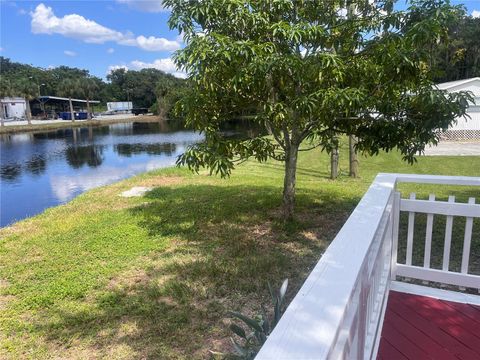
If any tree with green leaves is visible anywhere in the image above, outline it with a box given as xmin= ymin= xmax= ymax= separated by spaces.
xmin=153 ymin=76 xmax=188 ymax=119
xmin=78 ymin=78 xmax=99 ymax=120
xmin=431 ymin=15 xmax=480 ymax=82
xmin=106 ymin=67 xmax=186 ymax=109
xmin=58 ymin=79 xmax=82 ymax=122
xmin=166 ymin=0 xmax=472 ymax=220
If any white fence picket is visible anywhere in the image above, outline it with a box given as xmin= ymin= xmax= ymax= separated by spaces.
xmin=424 ymin=194 xmax=435 ymax=269
xmin=442 ymin=196 xmax=455 ymax=272
xmin=406 ymin=193 xmax=416 ymax=266
xmin=461 ymin=197 xmax=476 ymax=274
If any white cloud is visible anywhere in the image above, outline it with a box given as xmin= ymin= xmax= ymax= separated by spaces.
xmin=30 ymin=3 xmax=180 ymax=51
xmin=108 ymin=58 xmax=187 ymax=78
xmin=107 ymin=64 xmax=128 ymax=73
xmin=130 ymin=35 xmax=180 ymax=52
xmin=31 ymin=3 xmax=124 ymax=44
xmin=64 ymin=50 xmax=77 ymax=57
xmin=472 ymin=10 xmax=480 ymax=18
xmin=116 ymin=0 xmax=167 ymax=13
xmin=107 ymin=48 xmax=115 ymax=54
xmin=130 ymin=58 xmax=187 ymax=78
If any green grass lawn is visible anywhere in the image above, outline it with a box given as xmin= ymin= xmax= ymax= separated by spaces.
xmin=0 ymin=142 xmax=479 ymax=359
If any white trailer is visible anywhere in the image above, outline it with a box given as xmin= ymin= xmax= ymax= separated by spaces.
xmin=1 ymin=97 xmax=27 ymax=120
xmin=106 ymin=101 xmax=133 ymax=112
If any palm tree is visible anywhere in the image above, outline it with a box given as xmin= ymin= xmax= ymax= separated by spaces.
xmin=78 ymin=78 xmax=99 ymax=120
xmin=58 ymin=79 xmax=81 ymax=122
xmin=16 ymin=79 xmax=39 ymax=125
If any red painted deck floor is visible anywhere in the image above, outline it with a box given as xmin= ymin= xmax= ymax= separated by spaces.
xmin=377 ymin=290 xmax=480 ymax=360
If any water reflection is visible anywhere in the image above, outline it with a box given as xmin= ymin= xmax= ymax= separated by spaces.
xmin=1 ymin=163 xmax=21 ymax=181
xmin=114 ymin=143 xmax=176 ymax=157
xmin=25 ymin=155 xmax=47 ymax=176
xmin=65 ymin=145 xmax=105 ymax=168
xmin=0 ymin=121 xmax=203 ymax=227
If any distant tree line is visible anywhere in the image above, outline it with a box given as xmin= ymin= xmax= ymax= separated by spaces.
xmin=0 ymin=12 xmax=478 ymax=122
xmin=0 ymin=56 xmax=187 ymax=119
xmin=430 ymin=15 xmax=480 ymax=82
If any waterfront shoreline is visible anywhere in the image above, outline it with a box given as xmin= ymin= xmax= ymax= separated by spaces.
xmin=0 ymin=115 xmax=163 ymax=134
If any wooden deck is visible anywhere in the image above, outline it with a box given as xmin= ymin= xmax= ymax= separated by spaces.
xmin=377 ymin=290 xmax=480 ymax=360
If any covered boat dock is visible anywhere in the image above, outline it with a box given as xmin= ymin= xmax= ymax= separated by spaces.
xmin=31 ymin=96 xmax=100 ymax=119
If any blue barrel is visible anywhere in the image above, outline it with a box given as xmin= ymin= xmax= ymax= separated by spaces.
xmin=59 ymin=112 xmax=89 ymax=120
xmin=59 ymin=112 xmax=72 ymax=120
xmin=77 ymin=112 xmax=88 ymax=120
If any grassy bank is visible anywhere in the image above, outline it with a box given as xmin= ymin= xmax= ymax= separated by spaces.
xmin=0 ymin=115 xmax=161 ymax=135
xmin=0 ymin=143 xmax=479 ymax=359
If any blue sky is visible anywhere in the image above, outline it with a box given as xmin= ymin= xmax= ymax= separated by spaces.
xmin=0 ymin=0 xmax=182 ymax=78
xmin=1 ymin=0 xmax=479 ymax=79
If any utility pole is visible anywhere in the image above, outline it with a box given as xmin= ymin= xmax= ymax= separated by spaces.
xmin=126 ymin=88 xmax=132 ymax=113
xmin=39 ymin=84 xmax=46 ymax=118
xmin=29 ymin=76 xmax=47 ymax=118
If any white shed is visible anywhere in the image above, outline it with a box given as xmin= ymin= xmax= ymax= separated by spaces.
xmin=436 ymin=77 xmax=480 ymax=139
xmin=1 ymin=97 xmax=27 ymax=120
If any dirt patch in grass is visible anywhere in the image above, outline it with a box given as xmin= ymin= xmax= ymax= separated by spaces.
xmin=0 ymin=279 xmax=10 ymax=289
xmin=107 ymin=268 xmax=151 ymax=292
xmin=0 ymin=219 xmax=43 ymax=239
xmin=137 ymin=176 xmax=184 ymax=188
xmin=0 ymin=295 xmax=16 ymax=310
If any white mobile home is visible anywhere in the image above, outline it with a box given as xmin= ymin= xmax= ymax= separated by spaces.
xmin=1 ymin=97 xmax=27 ymax=120
xmin=436 ymin=77 xmax=480 ymax=139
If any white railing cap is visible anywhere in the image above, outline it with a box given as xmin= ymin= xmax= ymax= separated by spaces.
xmin=387 ymin=173 xmax=480 ymax=186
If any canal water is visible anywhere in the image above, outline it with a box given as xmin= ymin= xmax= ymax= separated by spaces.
xmin=0 ymin=121 xmax=204 ymax=227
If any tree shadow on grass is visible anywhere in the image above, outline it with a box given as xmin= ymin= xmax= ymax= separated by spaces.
xmin=32 ymin=184 xmax=358 ymax=359
xmin=252 ymin=162 xmax=331 ymax=179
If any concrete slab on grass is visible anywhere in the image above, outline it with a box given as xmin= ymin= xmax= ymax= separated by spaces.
xmin=120 ymin=187 xmax=153 ymax=197
xmin=423 ymin=141 xmax=480 ymax=156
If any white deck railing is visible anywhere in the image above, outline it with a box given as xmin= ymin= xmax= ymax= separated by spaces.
xmin=395 ymin=190 xmax=479 ymax=288
xmin=256 ymin=173 xmax=480 ymax=360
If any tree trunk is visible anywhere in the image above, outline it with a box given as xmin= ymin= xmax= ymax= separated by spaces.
xmin=69 ymin=98 xmax=75 ymax=123
xmin=282 ymin=142 xmax=299 ymax=220
xmin=86 ymin=99 xmax=92 ymax=120
xmin=330 ymin=145 xmax=339 ymax=180
xmin=25 ymin=99 xmax=32 ymax=125
xmin=349 ymin=135 xmax=359 ymax=178
xmin=0 ymin=103 xmax=5 ymax=127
